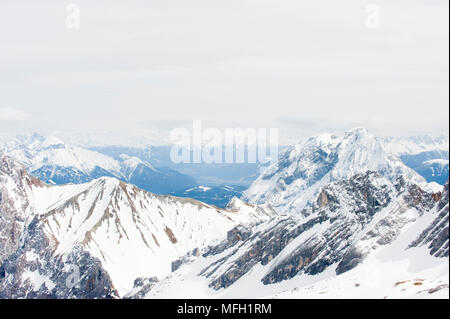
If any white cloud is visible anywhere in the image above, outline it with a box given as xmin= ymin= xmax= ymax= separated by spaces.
xmin=0 ymin=107 xmax=32 ymax=121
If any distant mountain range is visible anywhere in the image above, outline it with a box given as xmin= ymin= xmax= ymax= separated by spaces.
xmin=90 ymin=145 xmax=263 ymax=187
xmin=0 ymin=134 xmax=197 ymax=195
xmin=0 ymin=132 xmax=447 ymax=210
xmin=383 ymin=135 xmax=449 ymax=155
xmin=383 ymin=135 xmax=449 ymax=185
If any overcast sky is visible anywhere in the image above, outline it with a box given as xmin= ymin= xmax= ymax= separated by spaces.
xmin=0 ymin=0 xmax=448 ymax=145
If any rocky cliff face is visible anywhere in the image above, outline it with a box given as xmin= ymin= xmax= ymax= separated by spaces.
xmin=0 ymin=154 xmax=45 ymax=264
xmin=408 ymin=179 xmax=449 ymax=257
xmin=137 ymin=171 xmax=446 ymax=296
xmin=0 ymin=155 xmax=117 ymax=298
xmin=0 ymin=217 xmax=118 ymax=298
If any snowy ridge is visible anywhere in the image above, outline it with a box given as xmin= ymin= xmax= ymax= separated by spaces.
xmin=135 ymin=173 xmax=448 ymax=299
xmin=243 ymin=128 xmax=426 ymax=215
xmin=0 ymin=155 xmax=275 ymax=296
xmin=2 ymin=134 xmax=122 ymax=176
xmin=37 ymin=177 xmax=275 ymax=294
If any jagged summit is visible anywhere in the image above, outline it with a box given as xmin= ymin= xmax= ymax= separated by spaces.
xmin=1 ymin=152 xmax=26 ymax=175
xmin=344 ymin=126 xmax=370 ymax=136
xmin=41 ymin=136 xmax=65 ymax=149
xmin=0 ymin=153 xmax=47 ymax=191
xmin=243 ymin=128 xmax=425 ymax=215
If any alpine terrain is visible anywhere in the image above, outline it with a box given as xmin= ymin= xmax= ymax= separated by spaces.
xmin=383 ymin=135 xmax=449 ymax=185
xmin=0 ymin=134 xmax=197 ymax=194
xmin=0 ymin=154 xmax=275 ymax=297
xmin=0 ymin=128 xmax=448 ymax=299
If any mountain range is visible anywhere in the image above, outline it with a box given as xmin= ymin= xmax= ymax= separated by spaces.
xmin=0 ymin=132 xmax=448 ymax=209
xmin=0 ymin=128 xmax=448 ymax=298
xmin=0 ymin=134 xmax=197 ymax=195
xmin=0 ymin=154 xmax=275 ymax=297
xmin=383 ymin=135 xmax=449 ymax=185
xmin=243 ymin=128 xmax=436 ymax=215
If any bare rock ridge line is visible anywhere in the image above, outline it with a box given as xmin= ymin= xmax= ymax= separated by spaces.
xmin=159 ymin=173 xmax=447 ymax=298
xmin=184 ymin=172 xmax=447 ymax=291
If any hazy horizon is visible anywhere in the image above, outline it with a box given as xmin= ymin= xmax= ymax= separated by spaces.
xmin=1 ymin=0 xmax=449 ymax=145
xmin=0 ymin=126 xmax=448 ymax=148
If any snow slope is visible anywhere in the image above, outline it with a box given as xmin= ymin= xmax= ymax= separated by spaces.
xmin=35 ymin=178 xmax=275 ymax=294
xmin=136 ymin=174 xmax=448 ymax=299
xmin=0 ymin=154 xmax=276 ymax=297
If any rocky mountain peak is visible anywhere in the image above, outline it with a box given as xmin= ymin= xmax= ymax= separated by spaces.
xmin=1 ymin=153 xmax=26 ymax=178
xmin=243 ymin=128 xmax=424 ymax=215
xmin=344 ymin=127 xmax=370 ymax=138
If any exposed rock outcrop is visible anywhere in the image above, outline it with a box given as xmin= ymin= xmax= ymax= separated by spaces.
xmin=408 ymin=179 xmax=449 ymax=257
xmin=194 ymin=172 xmax=447 ymax=289
xmin=0 ymin=217 xmax=118 ymax=298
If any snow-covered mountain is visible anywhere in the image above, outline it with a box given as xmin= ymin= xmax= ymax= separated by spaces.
xmin=399 ymin=154 xmax=449 ymax=186
xmin=129 ymin=172 xmax=448 ymax=299
xmin=0 ymin=154 xmax=275 ymax=297
xmin=1 ymin=128 xmax=448 ymax=299
xmin=384 ymin=135 xmax=449 ymax=183
xmin=0 ymin=134 xmax=197 ymax=194
xmin=383 ymin=135 xmax=449 ymax=185
xmin=383 ymin=135 xmax=449 ymax=156
xmin=243 ymin=128 xmax=427 ymax=215
xmin=0 ymin=155 xmax=45 ymax=263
